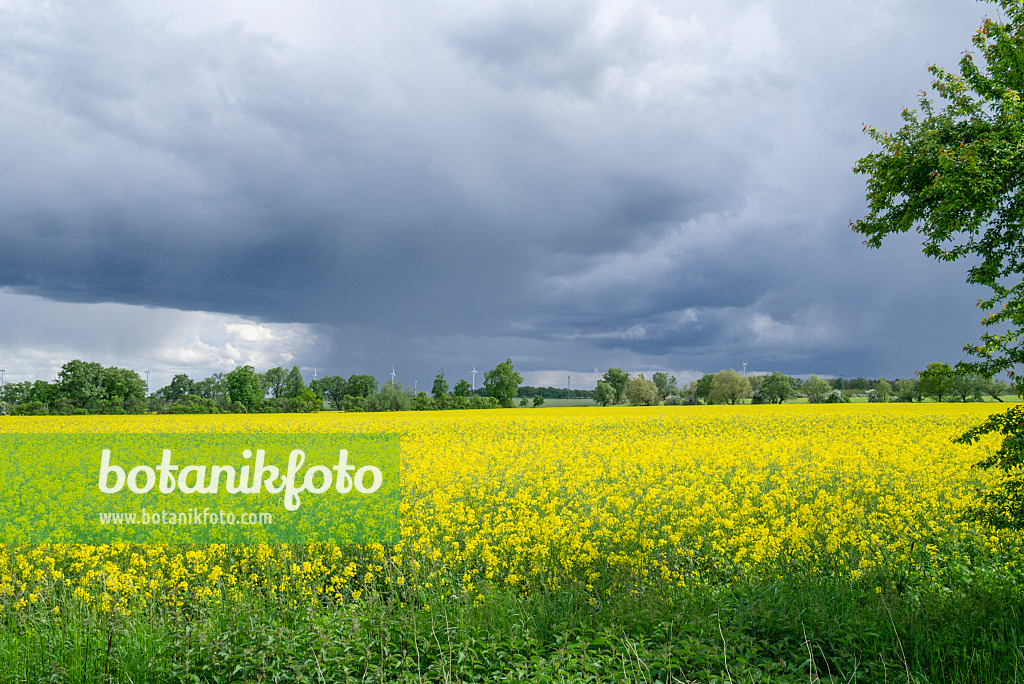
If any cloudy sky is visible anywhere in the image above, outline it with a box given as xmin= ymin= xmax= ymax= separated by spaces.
xmin=0 ymin=0 xmax=1001 ymax=391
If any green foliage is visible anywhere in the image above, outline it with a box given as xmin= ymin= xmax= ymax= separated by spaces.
xmin=452 ymin=378 xmax=472 ymax=398
xmin=167 ymin=394 xmax=219 ymax=414
xmin=760 ymin=371 xmax=795 ymax=404
xmin=601 ymin=368 xmax=630 ymax=404
xmin=956 ymin=405 xmax=1024 ymax=527
xmin=310 ymin=375 xmax=347 ymax=409
xmin=804 ymin=375 xmax=832 ymax=403
xmin=532 ymin=395 xmax=544 ymax=407
xmin=895 ymin=378 xmax=918 ymax=402
xmin=346 ymin=374 xmax=379 ymax=399
xmin=708 ymin=369 xmax=751 ymax=405
xmin=431 ymin=370 xmax=449 ymax=400
xmin=593 ymin=380 xmax=615 ymax=406
xmin=156 ymin=374 xmax=197 ymax=404
xmin=692 ymin=374 xmax=714 ymax=404
xmin=853 ymin=0 xmax=1024 ymax=523
xmin=413 ymin=392 xmax=435 ymax=411
xmin=919 ymin=362 xmax=956 ymax=402
xmin=226 ymin=365 xmax=265 ymax=412
xmin=483 ymin=359 xmax=522 ymax=408
xmin=369 ymin=382 xmax=411 ymax=412
xmin=651 ymin=371 xmax=677 ymax=398
xmin=262 ymin=366 xmax=287 ymax=398
xmin=875 ymin=378 xmax=892 ymax=403
xmin=625 ymin=375 xmax=658 ymax=406
xmin=283 ymin=366 xmax=306 ymax=399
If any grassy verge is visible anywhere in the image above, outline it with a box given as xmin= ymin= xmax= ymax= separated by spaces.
xmin=3 ymin=558 xmax=1022 ymax=683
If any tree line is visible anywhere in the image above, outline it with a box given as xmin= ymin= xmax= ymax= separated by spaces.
xmin=0 ymin=358 xmax=524 ymax=415
xmin=592 ymin=365 xmax=1014 ymax=406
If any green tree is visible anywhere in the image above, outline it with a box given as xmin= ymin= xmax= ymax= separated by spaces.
xmin=194 ymin=373 xmax=229 ymax=403
xmin=652 ymin=372 xmax=676 ymax=399
xmin=102 ymin=366 xmax=146 ymax=413
xmin=894 ymin=378 xmax=917 ymax=402
xmin=263 ymin=367 xmax=287 ymax=398
xmin=452 ymin=379 xmax=472 ymax=398
xmin=692 ymin=374 xmax=714 ymax=404
xmin=708 ymin=369 xmax=751 ymax=405
xmin=56 ymin=360 xmax=106 ymax=412
xmin=532 ymin=395 xmax=545 ymax=407
xmin=978 ymin=376 xmax=1009 ymax=401
xmin=483 ymin=359 xmax=522 ymax=408
xmin=346 ymin=374 xmax=379 ymax=399
xmin=594 ymin=381 xmax=615 ymax=406
xmin=284 ymin=366 xmax=306 ymax=399
xmin=625 ymin=375 xmax=658 ymax=406
xmin=157 ymin=374 xmax=197 ymax=404
xmin=874 ymin=379 xmax=892 ymax=403
xmin=852 ymin=0 xmax=1024 ymax=524
xmin=602 ymin=368 xmax=630 ymax=405
xmin=311 ymin=376 xmax=347 ymax=410
xmin=918 ymin=362 xmax=955 ymax=402
xmin=760 ymin=371 xmax=794 ymax=404
xmin=432 ymin=371 xmax=449 ymax=400
xmin=226 ymin=365 xmax=265 ymax=412
xmin=951 ymin=372 xmax=982 ymax=402
xmin=803 ymin=376 xmax=832 ymax=403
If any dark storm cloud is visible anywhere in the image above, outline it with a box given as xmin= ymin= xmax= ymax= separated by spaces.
xmin=0 ymin=0 xmax=1002 ymax=384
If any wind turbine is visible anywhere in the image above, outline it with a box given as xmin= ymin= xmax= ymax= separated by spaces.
xmin=739 ymin=358 xmax=749 ymax=377
xmin=0 ymin=369 xmax=5 ymax=389
xmin=145 ymin=365 xmax=150 ymax=395
xmin=390 ymin=366 xmax=397 ymax=386
xmin=594 ymin=362 xmax=600 ymax=387
xmin=471 ymin=364 xmax=478 ymax=390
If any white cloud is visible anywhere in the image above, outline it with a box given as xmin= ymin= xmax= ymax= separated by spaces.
xmin=0 ymin=289 xmax=324 ymax=390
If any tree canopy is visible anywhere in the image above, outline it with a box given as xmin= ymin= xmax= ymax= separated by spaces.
xmin=853 ymin=0 xmax=1024 ymax=525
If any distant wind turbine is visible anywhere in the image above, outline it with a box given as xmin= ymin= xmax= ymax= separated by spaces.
xmin=739 ymin=359 xmax=749 ymax=377
xmin=390 ymin=366 xmax=397 ymax=385
xmin=471 ymin=364 xmax=478 ymax=390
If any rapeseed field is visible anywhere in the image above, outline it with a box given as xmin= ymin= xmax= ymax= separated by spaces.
xmin=0 ymin=403 xmax=1020 ymax=682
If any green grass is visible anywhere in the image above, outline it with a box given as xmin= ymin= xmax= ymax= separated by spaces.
xmin=3 ymin=560 xmax=1023 ymax=683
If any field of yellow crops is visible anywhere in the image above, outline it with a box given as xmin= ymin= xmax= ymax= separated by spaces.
xmin=0 ymin=403 xmax=1018 ymax=619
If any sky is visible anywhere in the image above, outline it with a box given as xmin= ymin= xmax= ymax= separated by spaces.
xmin=0 ymin=0 xmax=1004 ymax=392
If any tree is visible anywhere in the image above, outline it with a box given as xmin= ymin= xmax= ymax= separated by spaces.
xmin=951 ymin=372 xmax=982 ymax=402
xmin=157 ymin=374 xmax=197 ymax=404
xmin=57 ymin=360 xmax=106 ymax=412
xmin=625 ymin=375 xmax=658 ymax=406
xmin=894 ymin=378 xmax=917 ymax=402
xmin=708 ymin=369 xmax=751 ymax=405
xmin=760 ymin=371 xmax=794 ymax=404
xmin=652 ymin=372 xmax=677 ymax=399
xmin=431 ymin=370 xmax=449 ymax=400
xmin=194 ymin=373 xmax=229 ymax=403
xmin=284 ymin=366 xmax=306 ymax=399
xmin=483 ymin=359 xmax=522 ymax=408
xmin=346 ymin=374 xmax=378 ymax=399
xmin=452 ymin=379 xmax=472 ymax=398
xmin=310 ymin=375 xmax=347 ymax=410
xmin=263 ymin=367 xmax=287 ymax=398
xmin=532 ymin=395 xmax=545 ymax=407
xmin=803 ymin=376 xmax=832 ymax=403
xmin=692 ymin=374 xmax=714 ymax=404
xmin=918 ymin=362 xmax=955 ymax=402
xmin=602 ymin=368 xmax=630 ymax=405
xmin=594 ymin=381 xmax=615 ymax=406
xmin=852 ymin=0 xmax=1024 ymax=525
xmin=102 ymin=366 xmax=146 ymax=412
xmin=978 ymin=376 xmax=1009 ymax=401
xmin=874 ymin=379 xmax=892 ymax=403
xmin=226 ymin=365 xmax=265 ymax=412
